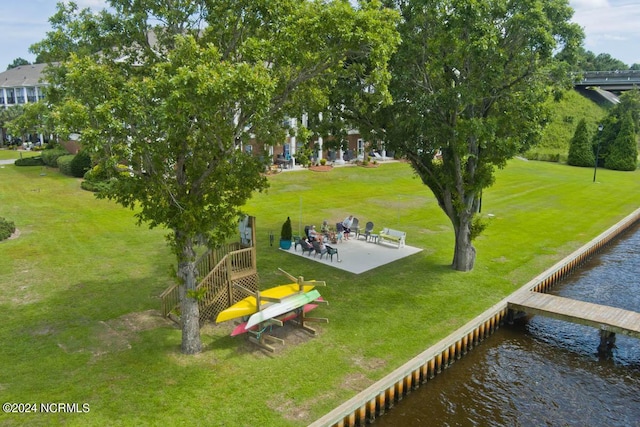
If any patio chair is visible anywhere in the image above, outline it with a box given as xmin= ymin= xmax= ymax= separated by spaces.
xmin=358 ymin=221 xmax=374 ymax=241
xmin=326 ymin=245 xmax=339 ymax=262
xmin=300 ymin=239 xmax=315 ymax=256
xmin=312 ymin=240 xmax=328 ymax=258
xmin=351 ymin=217 xmax=360 ymax=237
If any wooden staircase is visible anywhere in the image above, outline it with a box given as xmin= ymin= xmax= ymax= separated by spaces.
xmin=160 ymin=217 xmax=259 ymax=324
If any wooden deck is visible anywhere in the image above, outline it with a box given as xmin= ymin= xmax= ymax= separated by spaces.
xmin=508 ymin=291 xmax=640 ymax=339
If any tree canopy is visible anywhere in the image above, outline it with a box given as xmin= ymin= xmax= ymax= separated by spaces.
xmin=33 ymin=0 xmax=399 ymax=354
xmin=6 ymin=57 xmax=30 ymax=70
xmin=378 ymin=0 xmax=583 ymax=271
xmin=557 ymin=48 xmax=630 ymax=71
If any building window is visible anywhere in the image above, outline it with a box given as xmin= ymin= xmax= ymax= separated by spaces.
xmin=27 ymin=87 xmax=37 ymax=102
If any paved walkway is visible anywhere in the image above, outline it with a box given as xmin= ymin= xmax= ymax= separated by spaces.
xmin=0 ymin=159 xmax=15 ymax=165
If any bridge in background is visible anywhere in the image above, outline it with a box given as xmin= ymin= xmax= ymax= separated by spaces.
xmin=574 ymin=70 xmax=640 ymax=91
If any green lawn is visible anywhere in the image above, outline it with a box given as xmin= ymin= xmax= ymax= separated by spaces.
xmin=1 ymin=160 xmax=639 ymax=426
xmin=0 ymin=148 xmax=41 ymax=161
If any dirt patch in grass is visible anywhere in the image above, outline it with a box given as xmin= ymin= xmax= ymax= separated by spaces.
xmin=350 ymin=354 xmax=387 ymax=371
xmin=108 ymin=309 xmax=174 ymax=333
xmin=309 ymin=165 xmax=333 ymax=172
xmin=57 ymin=309 xmax=174 ymax=359
xmin=269 ymin=321 xmax=324 ymax=345
xmin=1 ymin=282 xmax=40 ymax=306
xmin=341 ymin=372 xmax=374 ymax=391
xmin=270 ymin=392 xmax=313 ymax=423
xmin=212 ymin=320 xmax=325 ymax=357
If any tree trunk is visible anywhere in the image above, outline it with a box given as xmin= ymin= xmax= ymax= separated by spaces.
xmin=445 ymin=197 xmax=479 ymax=271
xmin=177 ymin=233 xmax=202 ymax=354
xmin=451 ymin=215 xmax=476 ymax=272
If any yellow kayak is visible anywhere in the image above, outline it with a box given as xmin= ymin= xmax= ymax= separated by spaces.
xmin=215 ymin=283 xmax=315 ymax=323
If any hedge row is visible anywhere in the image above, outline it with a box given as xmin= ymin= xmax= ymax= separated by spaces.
xmin=56 ymin=151 xmax=92 ymax=178
xmin=14 ymin=157 xmax=45 ymax=166
xmin=57 ymin=155 xmax=75 ymax=176
xmin=41 ymin=148 xmax=69 ymax=167
xmin=80 ymin=179 xmax=115 ymax=193
xmin=524 ymin=152 xmax=568 ymax=163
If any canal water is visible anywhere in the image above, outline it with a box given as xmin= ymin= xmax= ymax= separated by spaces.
xmin=375 ymin=223 xmax=640 ymax=426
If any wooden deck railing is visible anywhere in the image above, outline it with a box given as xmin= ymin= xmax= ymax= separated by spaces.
xmin=228 ymin=247 xmax=256 ymax=279
xmin=194 ymin=242 xmax=242 ymax=280
xmin=160 ymin=244 xmax=256 ymax=320
xmin=160 ymin=283 xmax=181 ymax=318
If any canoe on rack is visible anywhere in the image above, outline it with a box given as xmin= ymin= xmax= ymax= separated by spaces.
xmin=230 ymin=301 xmax=321 ymax=336
xmin=215 ymin=283 xmax=315 ymax=323
xmin=245 ymin=289 xmax=322 ymax=330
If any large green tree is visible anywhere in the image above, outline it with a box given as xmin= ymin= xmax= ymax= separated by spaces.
xmin=35 ymin=0 xmax=398 ymax=354
xmin=378 ymin=0 xmax=583 ymax=271
xmin=0 ymin=105 xmax=26 ymax=146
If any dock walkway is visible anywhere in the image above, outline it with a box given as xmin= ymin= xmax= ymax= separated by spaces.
xmin=508 ymin=291 xmax=640 ymax=339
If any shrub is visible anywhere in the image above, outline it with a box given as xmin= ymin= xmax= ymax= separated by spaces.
xmin=57 ymin=155 xmax=75 ymax=176
xmin=604 ymin=113 xmax=638 ymax=171
xmin=320 ymin=158 xmax=327 ymax=166
xmin=0 ymin=217 xmax=16 ymax=241
xmin=295 ymin=147 xmax=313 ymax=167
xmin=81 ymin=179 xmax=115 ymax=193
xmin=70 ymin=150 xmax=92 ymax=177
xmin=567 ymin=119 xmax=595 ymax=167
xmin=14 ymin=156 xmax=45 ymax=166
xmin=84 ymin=164 xmax=109 ymax=182
xmin=41 ymin=148 xmax=69 ymax=167
xmin=280 ymin=217 xmax=292 ymax=241
xmin=470 ymin=215 xmax=488 ymax=241
xmin=525 ymin=152 xmax=561 ymax=163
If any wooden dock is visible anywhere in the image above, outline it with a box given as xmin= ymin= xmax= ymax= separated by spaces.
xmin=508 ymin=291 xmax=640 ymax=339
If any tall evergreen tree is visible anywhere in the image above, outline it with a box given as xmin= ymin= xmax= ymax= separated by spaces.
xmin=567 ymin=118 xmax=594 ymax=167
xmin=605 ymin=113 xmax=638 ymax=171
xmin=593 ymin=89 xmax=640 ymax=166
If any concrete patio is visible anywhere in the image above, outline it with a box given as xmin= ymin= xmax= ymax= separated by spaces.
xmin=281 ymin=236 xmax=422 ymax=274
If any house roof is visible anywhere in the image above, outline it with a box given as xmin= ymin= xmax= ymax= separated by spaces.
xmin=0 ymin=63 xmax=49 ymax=88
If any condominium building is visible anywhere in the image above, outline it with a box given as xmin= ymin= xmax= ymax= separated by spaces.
xmin=0 ymin=63 xmax=49 ymax=109
xmin=0 ymin=63 xmax=390 ymax=162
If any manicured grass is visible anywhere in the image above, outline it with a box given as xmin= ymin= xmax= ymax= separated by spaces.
xmin=0 ymin=148 xmax=41 ymax=161
xmin=1 ymin=160 xmax=639 ymax=426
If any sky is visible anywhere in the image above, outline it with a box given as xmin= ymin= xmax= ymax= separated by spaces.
xmin=0 ymin=0 xmax=639 ymax=71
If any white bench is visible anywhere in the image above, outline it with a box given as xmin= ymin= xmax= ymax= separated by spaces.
xmin=378 ymin=228 xmax=406 ymax=248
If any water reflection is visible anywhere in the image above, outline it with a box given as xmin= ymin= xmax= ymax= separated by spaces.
xmin=375 ymin=224 xmax=640 ymax=426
